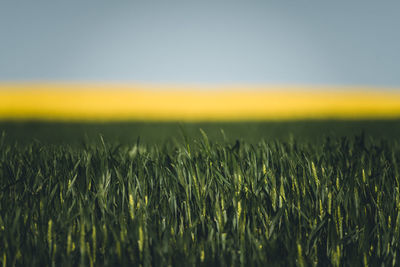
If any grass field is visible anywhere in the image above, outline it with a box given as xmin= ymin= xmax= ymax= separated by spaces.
xmin=1 ymin=121 xmax=400 ymax=266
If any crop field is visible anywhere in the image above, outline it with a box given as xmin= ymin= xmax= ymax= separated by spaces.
xmin=1 ymin=121 xmax=400 ymax=266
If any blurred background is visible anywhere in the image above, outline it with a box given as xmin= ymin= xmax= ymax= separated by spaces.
xmin=0 ymin=0 xmax=400 ymax=143
xmin=1 ymin=0 xmax=400 ymax=85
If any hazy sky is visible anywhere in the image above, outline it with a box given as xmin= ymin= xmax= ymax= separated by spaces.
xmin=1 ymin=1 xmax=399 ymax=86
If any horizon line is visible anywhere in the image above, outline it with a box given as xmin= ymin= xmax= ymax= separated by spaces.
xmin=1 ymin=83 xmax=400 ymax=121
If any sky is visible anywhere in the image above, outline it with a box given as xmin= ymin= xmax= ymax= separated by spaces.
xmin=1 ymin=0 xmax=399 ymax=87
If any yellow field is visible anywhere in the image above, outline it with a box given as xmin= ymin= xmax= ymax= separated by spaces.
xmin=1 ymin=83 xmax=400 ymax=121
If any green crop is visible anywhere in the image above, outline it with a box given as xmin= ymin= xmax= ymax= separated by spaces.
xmin=0 ymin=123 xmax=400 ymax=266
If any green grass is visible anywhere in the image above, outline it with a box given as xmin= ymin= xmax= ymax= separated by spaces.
xmin=0 ymin=121 xmax=400 ymax=266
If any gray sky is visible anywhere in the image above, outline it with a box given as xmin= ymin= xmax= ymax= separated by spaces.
xmin=1 ymin=0 xmax=399 ymax=87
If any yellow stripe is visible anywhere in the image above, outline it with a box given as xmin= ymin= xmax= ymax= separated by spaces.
xmin=1 ymin=83 xmax=400 ymax=121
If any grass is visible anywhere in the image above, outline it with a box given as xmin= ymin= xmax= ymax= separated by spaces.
xmin=0 ymin=121 xmax=400 ymax=266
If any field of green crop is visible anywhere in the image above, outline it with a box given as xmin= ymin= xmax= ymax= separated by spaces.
xmin=1 ymin=121 xmax=400 ymax=266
